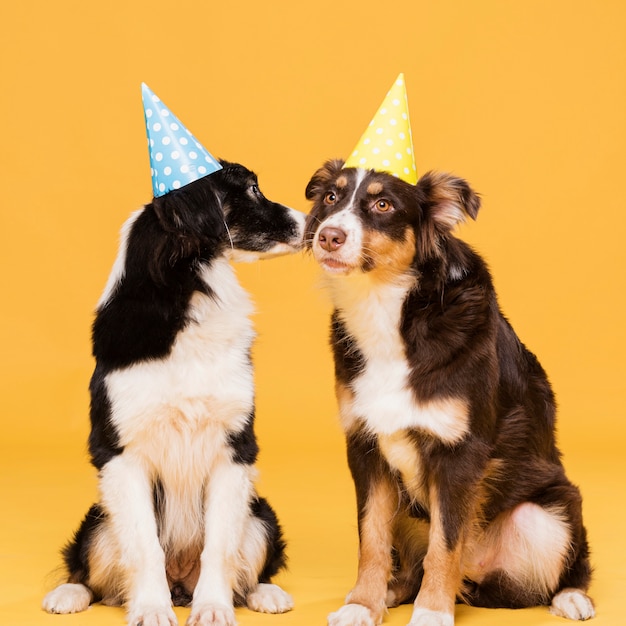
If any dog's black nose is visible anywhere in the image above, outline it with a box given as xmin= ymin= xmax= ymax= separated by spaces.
xmin=318 ymin=227 xmax=346 ymax=252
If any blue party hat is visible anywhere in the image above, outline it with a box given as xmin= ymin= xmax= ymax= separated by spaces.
xmin=142 ymin=83 xmax=222 ymax=197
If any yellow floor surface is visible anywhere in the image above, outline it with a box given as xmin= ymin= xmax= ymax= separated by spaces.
xmin=1 ymin=432 xmax=624 ymax=626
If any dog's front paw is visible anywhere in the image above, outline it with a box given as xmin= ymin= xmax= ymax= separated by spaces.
xmin=42 ymin=583 xmax=92 ymax=614
xmin=328 ymin=603 xmax=378 ymax=626
xmin=408 ymin=607 xmax=454 ymax=626
xmin=246 ymin=583 xmax=293 ymax=613
xmin=187 ymin=603 xmax=236 ymax=626
xmin=127 ymin=604 xmax=178 ymax=626
xmin=550 ymin=588 xmax=595 ymax=621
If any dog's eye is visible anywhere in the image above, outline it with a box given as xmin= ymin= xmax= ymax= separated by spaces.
xmin=250 ymin=184 xmax=261 ymax=197
xmin=324 ymin=192 xmax=337 ymax=205
xmin=373 ymin=199 xmax=394 ymax=213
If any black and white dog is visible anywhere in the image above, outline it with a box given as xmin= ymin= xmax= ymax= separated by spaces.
xmin=43 ymin=162 xmax=304 ymax=626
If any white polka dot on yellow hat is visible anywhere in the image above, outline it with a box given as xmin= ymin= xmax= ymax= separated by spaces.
xmin=344 ymin=73 xmax=417 ymax=185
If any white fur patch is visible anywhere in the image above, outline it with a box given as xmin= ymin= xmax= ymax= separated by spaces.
xmin=328 ymin=275 xmax=469 ymax=443
xmin=99 ymin=454 xmax=173 ymax=607
xmin=97 ymin=208 xmax=143 ymax=309
xmin=447 ymin=263 xmax=467 ymax=281
xmin=409 ymin=607 xmax=454 ymax=626
xmin=463 ymin=502 xmax=573 ymax=601
xmin=91 ymin=255 xmax=270 ymax=617
xmin=246 ymin=583 xmax=294 ymax=613
xmin=494 ymin=503 xmax=571 ymax=594
xmin=106 ymin=258 xmax=255 ymax=450
xmin=328 ymin=603 xmax=377 ymax=626
xmin=550 ymin=588 xmax=595 ymax=621
xmin=187 ymin=603 xmax=236 ymax=626
xmin=348 ymin=169 xmax=368 ymax=206
xmin=192 ymin=461 xmax=256 ymax=608
xmin=312 ymin=170 xmax=367 ymax=274
xmin=42 ymin=583 xmax=92 ymax=614
xmin=313 ymin=208 xmax=364 ymax=274
xmin=103 ymin=258 xmax=257 ymax=558
xmin=127 ymin=604 xmax=177 ymax=626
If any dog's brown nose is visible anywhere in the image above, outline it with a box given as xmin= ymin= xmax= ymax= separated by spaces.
xmin=318 ymin=227 xmax=346 ymax=252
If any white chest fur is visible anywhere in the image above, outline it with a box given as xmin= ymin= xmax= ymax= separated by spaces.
xmin=105 ymin=258 xmax=256 ymax=476
xmin=327 ymin=273 xmax=469 ymax=444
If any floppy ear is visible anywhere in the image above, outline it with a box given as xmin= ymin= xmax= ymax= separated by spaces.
xmin=305 ymin=159 xmax=345 ymax=200
xmin=417 ymin=171 xmax=481 ymax=231
xmin=150 ymin=177 xmax=226 ymax=266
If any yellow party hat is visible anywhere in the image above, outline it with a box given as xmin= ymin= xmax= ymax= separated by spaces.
xmin=344 ymin=73 xmax=417 ymax=184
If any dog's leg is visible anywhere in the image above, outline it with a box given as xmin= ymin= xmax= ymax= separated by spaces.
xmin=242 ymin=504 xmax=293 ymax=614
xmin=328 ymin=471 xmax=398 ymax=626
xmin=408 ymin=484 xmax=465 ymax=626
xmin=187 ymin=460 xmax=255 ymax=626
xmin=99 ymin=454 xmax=177 ymax=626
xmin=550 ymin=495 xmax=595 ymax=621
xmin=385 ymin=516 xmax=429 ymax=608
xmin=43 ymin=504 xmax=102 ymax=614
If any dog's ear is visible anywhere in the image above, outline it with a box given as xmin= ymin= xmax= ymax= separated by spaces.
xmin=150 ymin=177 xmax=226 ymax=269
xmin=305 ymin=159 xmax=345 ymax=200
xmin=417 ymin=171 xmax=481 ymax=231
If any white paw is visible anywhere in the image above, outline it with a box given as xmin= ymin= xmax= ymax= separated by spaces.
xmin=328 ymin=603 xmax=377 ymax=626
xmin=246 ymin=583 xmax=293 ymax=613
xmin=187 ymin=603 xmax=236 ymax=626
xmin=127 ymin=605 xmax=178 ymax=626
xmin=409 ymin=607 xmax=454 ymax=626
xmin=550 ymin=588 xmax=595 ymax=621
xmin=42 ymin=583 xmax=92 ymax=614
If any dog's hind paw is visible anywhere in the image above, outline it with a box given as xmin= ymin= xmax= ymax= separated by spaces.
xmin=246 ymin=583 xmax=293 ymax=613
xmin=42 ymin=583 xmax=92 ymax=614
xmin=550 ymin=588 xmax=595 ymax=621
xmin=328 ymin=603 xmax=378 ymax=626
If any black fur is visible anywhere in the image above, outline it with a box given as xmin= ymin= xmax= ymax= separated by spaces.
xmin=62 ymin=504 xmax=106 ymax=590
xmin=44 ymin=161 xmax=301 ymax=620
xmin=305 ymin=160 xmax=594 ymax=623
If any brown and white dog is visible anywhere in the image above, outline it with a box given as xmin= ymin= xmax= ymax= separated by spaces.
xmin=304 ymin=159 xmax=594 ymax=626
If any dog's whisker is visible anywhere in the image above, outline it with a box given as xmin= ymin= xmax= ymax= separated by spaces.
xmin=223 ymin=219 xmax=234 ymax=250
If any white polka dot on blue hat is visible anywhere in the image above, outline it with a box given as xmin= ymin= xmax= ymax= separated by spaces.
xmin=141 ymin=83 xmax=222 ymax=198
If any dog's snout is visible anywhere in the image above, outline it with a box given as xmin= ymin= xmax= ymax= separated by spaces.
xmin=318 ymin=227 xmax=346 ymax=252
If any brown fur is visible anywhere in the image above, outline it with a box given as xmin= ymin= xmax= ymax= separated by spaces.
xmin=348 ymin=479 xmax=398 ymax=622
xmin=336 ymin=174 xmax=349 ymax=189
xmin=367 ymin=181 xmax=384 ymax=195
xmin=364 ymin=229 xmax=416 ymax=283
xmin=305 ymin=160 xmax=595 ymax=624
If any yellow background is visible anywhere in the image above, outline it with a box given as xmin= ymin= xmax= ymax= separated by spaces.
xmin=1 ymin=1 xmax=624 ymax=624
